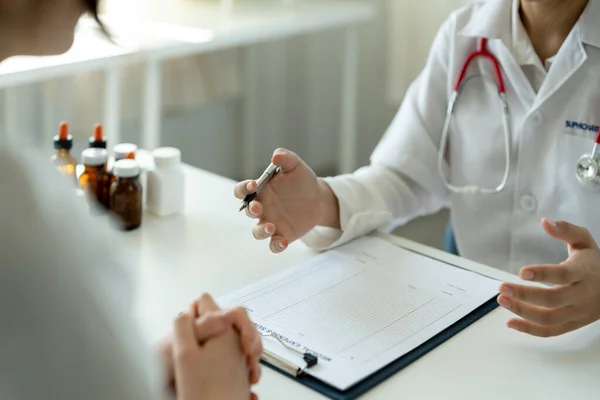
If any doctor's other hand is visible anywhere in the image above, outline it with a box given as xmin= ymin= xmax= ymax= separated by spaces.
xmin=498 ymin=219 xmax=600 ymax=337
xmin=234 ymin=148 xmax=340 ymax=253
xmin=172 ymin=310 xmax=253 ymax=400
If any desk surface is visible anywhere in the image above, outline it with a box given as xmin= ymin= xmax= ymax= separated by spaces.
xmin=123 ymin=164 xmax=600 ymax=400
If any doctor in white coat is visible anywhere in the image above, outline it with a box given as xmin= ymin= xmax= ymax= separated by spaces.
xmin=235 ymin=0 xmax=600 ymax=338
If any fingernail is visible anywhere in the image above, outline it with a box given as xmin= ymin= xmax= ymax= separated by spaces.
xmin=246 ymin=182 xmax=254 ymax=192
xmin=522 ymin=270 xmax=534 ymax=280
xmin=498 ymin=296 xmax=512 ymax=309
xmin=500 ymin=286 xmax=513 ymax=297
xmin=278 ymin=241 xmax=286 ymax=249
xmin=264 ymin=225 xmax=272 ymax=235
xmin=547 ymin=219 xmax=557 ymax=229
xmin=507 ymin=321 xmax=522 ymax=332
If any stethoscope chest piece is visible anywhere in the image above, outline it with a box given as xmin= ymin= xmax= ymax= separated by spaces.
xmin=576 ymin=153 xmax=600 ymax=189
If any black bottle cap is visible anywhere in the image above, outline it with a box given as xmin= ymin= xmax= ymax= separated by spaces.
xmin=89 ymin=137 xmax=107 ymax=149
xmin=89 ymin=124 xmax=107 ymax=149
xmin=54 ymin=122 xmax=73 ymax=150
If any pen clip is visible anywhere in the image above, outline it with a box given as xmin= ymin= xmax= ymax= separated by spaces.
xmin=261 ymin=163 xmax=280 ymax=180
xmin=255 ymin=164 xmax=280 ymax=192
xmin=238 ymin=164 xmax=281 ymax=212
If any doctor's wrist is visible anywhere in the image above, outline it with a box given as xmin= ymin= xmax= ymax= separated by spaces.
xmin=316 ymin=179 xmax=341 ymax=230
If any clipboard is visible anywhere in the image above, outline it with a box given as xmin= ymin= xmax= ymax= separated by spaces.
xmin=256 ymin=242 xmax=500 ymax=399
xmin=260 ymin=296 xmax=498 ymax=400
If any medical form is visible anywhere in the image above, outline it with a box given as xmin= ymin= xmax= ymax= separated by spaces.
xmin=218 ymin=236 xmax=500 ymax=391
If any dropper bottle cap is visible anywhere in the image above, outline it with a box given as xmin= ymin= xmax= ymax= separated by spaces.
xmin=53 ymin=122 xmax=73 ymax=150
xmin=89 ymin=124 xmax=107 ymax=149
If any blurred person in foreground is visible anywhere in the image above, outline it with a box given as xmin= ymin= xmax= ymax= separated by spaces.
xmin=0 ymin=1 xmax=262 ymax=399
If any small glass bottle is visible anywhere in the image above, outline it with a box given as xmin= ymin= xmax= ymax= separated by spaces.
xmin=79 ymin=148 xmax=109 ymax=210
xmin=51 ymin=122 xmax=77 ymax=186
xmin=110 ymin=159 xmax=143 ymax=231
xmin=89 ymin=123 xmax=107 ymax=149
xmin=147 ymin=147 xmax=185 ymax=217
xmin=108 ymin=143 xmax=138 ymax=187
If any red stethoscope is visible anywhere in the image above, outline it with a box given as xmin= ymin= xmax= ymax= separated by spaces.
xmin=438 ymin=38 xmax=600 ymax=192
xmin=437 ymin=38 xmax=512 ymax=195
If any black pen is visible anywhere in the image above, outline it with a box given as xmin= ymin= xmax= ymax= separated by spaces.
xmin=239 ymin=163 xmax=281 ymax=212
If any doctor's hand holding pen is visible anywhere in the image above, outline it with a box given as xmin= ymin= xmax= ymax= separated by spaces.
xmin=233 ymin=148 xmax=340 ymax=253
xmin=498 ymin=218 xmax=600 ymax=338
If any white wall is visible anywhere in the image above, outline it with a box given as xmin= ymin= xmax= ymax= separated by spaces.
xmin=387 ymin=0 xmax=468 ymax=105
xmin=231 ymin=0 xmax=468 ymax=178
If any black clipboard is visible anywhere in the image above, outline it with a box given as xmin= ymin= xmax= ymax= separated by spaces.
xmin=260 ymin=296 xmax=498 ymax=399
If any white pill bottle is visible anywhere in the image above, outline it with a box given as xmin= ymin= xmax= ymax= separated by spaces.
xmin=146 ymin=147 xmax=185 ymax=217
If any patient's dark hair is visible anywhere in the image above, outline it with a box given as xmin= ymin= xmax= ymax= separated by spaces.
xmin=85 ymin=0 xmax=99 ymax=19
xmin=84 ymin=0 xmax=109 ymax=36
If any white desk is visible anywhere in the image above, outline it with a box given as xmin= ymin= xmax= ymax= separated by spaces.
xmin=123 ymin=164 xmax=600 ymax=400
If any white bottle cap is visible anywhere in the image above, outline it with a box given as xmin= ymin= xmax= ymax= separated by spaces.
xmin=152 ymin=147 xmax=181 ymax=168
xmin=113 ymin=159 xmax=140 ymax=178
xmin=82 ymin=148 xmax=108 ymax=166
xmin=113 ymin=143 xmax=138 ymax=160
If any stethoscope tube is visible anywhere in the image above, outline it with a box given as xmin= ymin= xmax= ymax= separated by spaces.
xmin=438 ymin=38 xmax=512 ymax=195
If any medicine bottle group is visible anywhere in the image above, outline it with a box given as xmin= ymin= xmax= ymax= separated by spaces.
xmin=51 ymin=121 xmax=185 ymax=231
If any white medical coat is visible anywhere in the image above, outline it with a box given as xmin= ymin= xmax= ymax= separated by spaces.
xmin=303 ymin=0 xmax=600 ymax=274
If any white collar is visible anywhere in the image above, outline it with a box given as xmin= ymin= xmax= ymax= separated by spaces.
xmin=511 ymin=0 xmax=553 ymax=70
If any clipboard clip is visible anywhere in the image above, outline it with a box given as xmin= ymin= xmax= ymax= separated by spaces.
xmin=259 ymin=332 xmax=318 ymax=377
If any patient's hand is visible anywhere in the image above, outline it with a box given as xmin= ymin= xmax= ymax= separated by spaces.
xmin=157 ymin=294 xmax=262 ymax=394
xmin=172 ymin=309 xmax=252 ymax=400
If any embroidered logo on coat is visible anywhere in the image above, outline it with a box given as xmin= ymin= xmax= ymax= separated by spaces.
xmin=566 ymin=120 xmax=599 ymax=133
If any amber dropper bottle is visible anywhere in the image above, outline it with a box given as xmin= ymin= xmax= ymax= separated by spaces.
xmin=51 ymin=122 xmax=77 ymax=186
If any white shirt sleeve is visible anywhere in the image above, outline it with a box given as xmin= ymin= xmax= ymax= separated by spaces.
xmin=302 ymin=15 xmax=455 ymax=251
xmin=0 ymin=147 xmax=163 ymax=399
